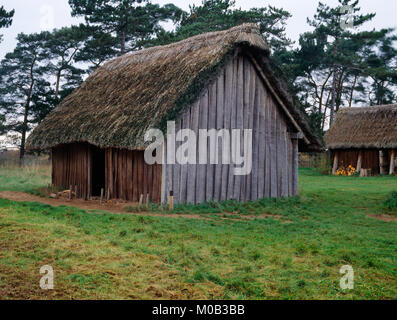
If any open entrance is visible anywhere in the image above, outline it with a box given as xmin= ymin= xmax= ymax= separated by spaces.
xmin=91 ymin=146 xmax=105 ymax=196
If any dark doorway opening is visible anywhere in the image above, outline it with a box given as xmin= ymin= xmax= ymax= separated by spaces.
xmin=91 ymin=147 xmax=105 ymax=196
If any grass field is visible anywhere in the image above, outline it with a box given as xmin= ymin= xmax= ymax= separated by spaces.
xmin=0 ymin=165 xmax=396 ymax=300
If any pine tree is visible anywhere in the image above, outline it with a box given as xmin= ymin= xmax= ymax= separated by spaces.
xmin=153 ymin=0 xmax=292 ymax=52
xmin=68 ymin=0 xmax=182 ymax=55
xmin=44 ymin=26 xmax=87 ymax=100
xmin=364 ymin=31 xmax=397 ymax=105
xmin=307 ymin=0 xmax=375 ymax=125
xmin=74 ymin=25 xmax=119 ymax=71
xmin=0 ymin=33 xmax=50 ymax=159
xmin=0 ymin=5 xmax=14 ymax=43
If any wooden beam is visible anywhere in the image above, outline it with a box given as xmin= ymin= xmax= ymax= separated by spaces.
xmin=246 ymin=52 xmax=310 ymax=145
xmin=390 ymin=149 xmax=395 ymax=175
xmin=332 ymin=151 xmax=339 ymax=175
xmin=357 ymin=151 xmax=363 ymax=173
xmin=291 ymin=138 xmax=299 ymax=196
xmin=289 ymin=132 xmax=304 ymax=140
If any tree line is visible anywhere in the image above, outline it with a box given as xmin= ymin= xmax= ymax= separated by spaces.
xmin=0 ymin=0 xmax=396 ymax=159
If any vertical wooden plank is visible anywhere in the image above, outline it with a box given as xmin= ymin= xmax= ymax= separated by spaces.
xmin=142 ymin=152 xmax=148 ymax=201
xmin=288 ymin=137 xmax=293 ymax=196
xmin=161 ymin=142 xmax=168 ymax=204
xmin=240 ymin=58 xmax=250 ymax=201
xmin=221 ymin=62 xmax=233 ymax=202
xmin=233 ymin=55 xmax=244 ymax=201
xmin=109 ymin=149 xmax=114 ymax=199
xmin=156 ymin=162 xmax=163 ymax=204
xmin=245 ymin=60 xmax=255 ymax=201
xmin=206 ymin=80 xmax=217 ymax=202
xmin=137 ymin=151 xmax=143 ymax=200
xmin=257 ymin=83 xmax=266 ymax=199
xmin=187 ymin=100 xmax=199 ymax=204
xmin=172 ymin=118 xmax=181 ymax=204
xmin=251 ymin=75 xmax=260 ymax=200
xmin=87 ymin=145 xmax=92 ymax=198
xmin=132 ymin=151 xmax=138 ymax=201
xmin=196 ymin=89 xmax=208 ymax=204
xmin=214 ymin=69 xmax=224 ymax=202
xmin=280 ymin=119 xmax=289 ymax=198
xmin=147 ymin=160 xmax=153 ymax=203
xmin=179 ymin=111 xmax=189 ymax=204
xmin=292 ymin=138 xmax=299 ymax=196
xmin=128 ymin=150 xmax=134 ymax=201
xmin=270 ymin=100 xmax=278 ymax=198
xmin=276 ymin=115 xmax=283 ymax=198
xmin=227 ymin=56 xmax=237 ymax=200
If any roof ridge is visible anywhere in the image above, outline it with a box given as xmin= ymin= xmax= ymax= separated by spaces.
xmin=100 ymin=23 xmax=266 ymax=71
xmin=340 ymin=104 xmax=397 ymax=112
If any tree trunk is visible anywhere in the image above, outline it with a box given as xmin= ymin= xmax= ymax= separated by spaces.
xmin=20 ymin=57 xmax=36 ymax=160
xmin=55 ymin=70 xmax=61 ymax=98
xmin=19 ymin=105 xmax=29 ymax=161
xmin=329 ymin=38 xmax=339 ymax=126
xmin=335 ymin=70 xmax=345 ymax=113
xmin=349 ymin=75 xmax=358 ymax=107
xmin=120 ymin=29 xmax=126 ymax=55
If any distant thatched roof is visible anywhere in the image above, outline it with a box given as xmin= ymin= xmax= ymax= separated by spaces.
xmin=325 ymin=104 xmax=397 ymax=149
xmin=27 ymin=24 xmax=322 ymax=152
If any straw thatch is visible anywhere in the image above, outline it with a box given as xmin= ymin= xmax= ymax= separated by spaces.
xmin=27 ymin=23 xmax=321 ymax=152
xmin=325 ymin=104 xmax=397 ymax=149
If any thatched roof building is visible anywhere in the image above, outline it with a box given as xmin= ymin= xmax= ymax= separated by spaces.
xmin=27 ymin=24 xmax=323 ymax=204
xmin=325 ymin=105 xmax=397 ymax=175
xmin=27 ymin=24 xmax=321 ymax=152
xmin=325 ymin=105 xmax=397 ymax=150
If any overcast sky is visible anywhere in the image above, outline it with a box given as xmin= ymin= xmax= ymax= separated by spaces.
xmin=0 ymin=0 xmax=396 ymax=59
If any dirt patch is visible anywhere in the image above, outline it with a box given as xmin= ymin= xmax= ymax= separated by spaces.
xmin=368 ymin=214 xmax=397 ymax=223
xmin=0 ymin=191 xmax=203 ymax=219
xmin=0 ymin=191 xmax=286 ymax=223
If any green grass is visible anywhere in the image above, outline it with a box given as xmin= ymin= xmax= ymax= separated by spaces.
xmin=0 ymin=166 xmax=396 ymax=300
xmin=0 ymin=162 xmax=51 ymax=194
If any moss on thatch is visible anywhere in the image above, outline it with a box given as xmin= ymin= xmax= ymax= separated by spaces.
xmin=325 ymin=104 xmax=397 ymax=149
xmin=27 ymin=23 xmax=321 ymax=152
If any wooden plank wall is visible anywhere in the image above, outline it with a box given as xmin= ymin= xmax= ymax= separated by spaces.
xmin=334 ymin=149 xmax=380 ymax=174
xmin=162 ymin=54 xmax=297 ymax=204
xmin=53 ymin=144 xmax=162 ymax=203
xmin=105 ymin=149 xmax=162 ymax=203
xmin=52 ymin=143 xmax=91 ymax=199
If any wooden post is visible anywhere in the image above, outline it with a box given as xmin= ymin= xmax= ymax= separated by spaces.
xmin=290 ymin=132 xmax=301 ymax=197
xmin=100 ymin=188 xmax=104 ymax=204
xmin=356 ymin=151 xmax=363 ymax=173
xmin=146 ymin=193 xmax=150 ymax=206
xmin=139 ymin=194 xmax=144 ymax=205
xmin=69 ymin=185 xmax=72 ymax=200
xmin=379 ymin=150 xmax=385 ymax=175
xmin=390 ymin=149 xmax=395 ymax=175
xmin=169 ymin=191 xmax=174 ymax=211
xmin=332 ymin=151 xmax=339 ymax=175
xmin=107 ymin=188 xmax=110 ymax=202
xmin=292 ymin=138 xmax=299 ymax=196
xmin=75 ymin=185 xmax=78 ymax=199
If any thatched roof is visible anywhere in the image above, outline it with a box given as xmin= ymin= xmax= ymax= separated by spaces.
xmin=27 ymin=24 xmax=322 ymax=152
xmin=325 ymin=104 xmax=397 ymax=149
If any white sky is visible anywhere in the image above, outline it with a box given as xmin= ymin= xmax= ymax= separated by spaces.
xmin=1 ymin=0 xmax=396 ymax=59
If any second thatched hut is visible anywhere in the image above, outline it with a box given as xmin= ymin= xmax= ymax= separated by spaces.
xmin=325 ymin=104 xmax=397 ymax=176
